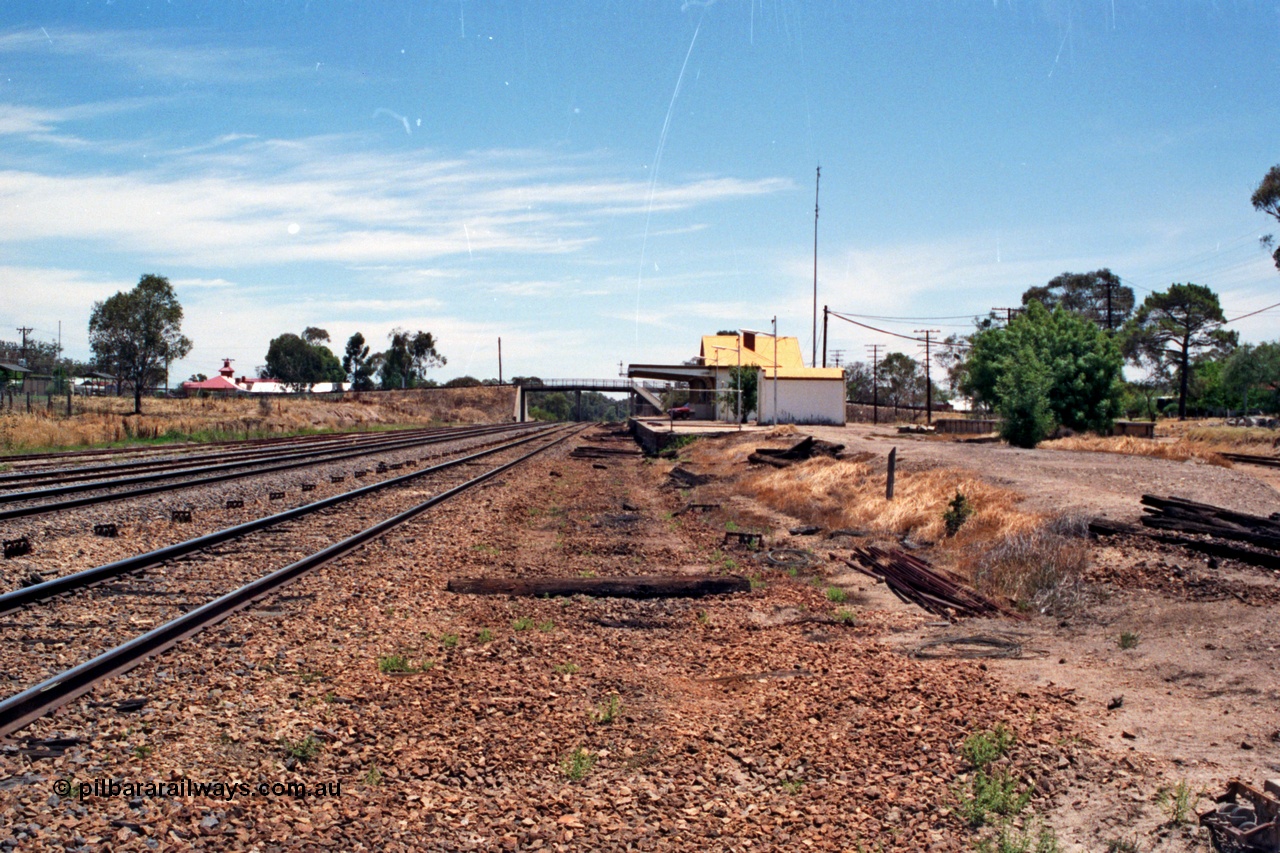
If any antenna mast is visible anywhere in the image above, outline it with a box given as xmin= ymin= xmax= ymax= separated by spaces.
xmin=812 ymin=166 xmax=820 ymax=367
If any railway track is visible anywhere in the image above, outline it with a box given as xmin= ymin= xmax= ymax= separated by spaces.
xmin=0 ymin=423 xmax=580 ymax=737
xmin=0 ymin=422 xmax=540 ymax=522
xmin=1221 ymin=451 xmax=1280 ymax=469
xmin=0 ymin=425 xmax=455 ymax=488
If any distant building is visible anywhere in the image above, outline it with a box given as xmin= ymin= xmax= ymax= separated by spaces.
xmin=180 ymin=359 xmax=341 ymax=395
xmin=629 ymin=330 xmax=846 ymax=425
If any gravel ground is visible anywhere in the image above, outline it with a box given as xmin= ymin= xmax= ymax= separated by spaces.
xmin=0 ymin=426 xmax=1096 ymax=852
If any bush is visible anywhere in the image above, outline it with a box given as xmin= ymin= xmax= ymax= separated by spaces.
xmin=969 ymin=523 xmax=1089 ymax=613
xmin=943 ymin=491 xmax=974 ymax=536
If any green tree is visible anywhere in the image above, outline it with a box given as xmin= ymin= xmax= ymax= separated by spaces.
xmin=879 ymin=352 xmax=922 ymax=409
xmin=263 ymin=332 xmax=345 ymax=392
xmin=997 ymin=347 xmax=1055 ymax=448
xmin=342 ymin=332 xmax=376 ymax=391
xmin=88 ymin=274 xmax=192 ymax=414
xmin=844 ymin=361 xmax=874 ymax=402
xmin=1022 ymin=269 xmax=1134 ymax=331
xmin=1222 ymin=342 xmax=1280 ymax=414
xmin=719 ymin=366 xmax=758 ymax=423
xmin=1252 ymin=164 xmax=1280 ymax=272
xmin=1122 ymin=283 xmax=1236 ymax=420
xmin=963 ymin=301 xmax=1123 ymax=434
xmin=379 ymin=328 xmax=446 ymax=390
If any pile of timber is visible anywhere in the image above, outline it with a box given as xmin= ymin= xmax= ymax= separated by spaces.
xmin=748 ymin=436 xmax=845 ymax=468
xmin=1139 ymin=495 xmax=1280 ymax=549
xmin=447 ymin=574 xmax=749 ymax=599
xmin=838 ymin=546 xmax=1018 ymax=620
xmin=570 ymin=444 xmax=643 ymax=460
xmin=1091 ymin=495 xmax=1280 ymax=570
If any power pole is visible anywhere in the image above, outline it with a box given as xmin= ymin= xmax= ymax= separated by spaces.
xmin=1103 ymin=279 xmax=1115 ymax=331
xmin=821 ymin=305 xmax=829 ymax=368
xmin=16 ymin=327 xmax=32 ymax=362
xmin=915 ymin=329 xmax=940 ymax=425
xmin=865 ymin=343 xmax=882 ymax=425
xmin=990 ymin=308 xmax=1022 ymax=325
xmin=812 ymin=165 xmax=820 ymax=368
xmin=498 ymin=337 xmax=503 ymax=384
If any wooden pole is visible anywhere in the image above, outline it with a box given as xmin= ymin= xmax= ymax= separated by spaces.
xmin=886 ymin=447 xmax=897 ymax=500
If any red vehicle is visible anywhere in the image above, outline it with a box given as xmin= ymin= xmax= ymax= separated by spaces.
xmin=667 ymin=405 xmax=693 ymax=420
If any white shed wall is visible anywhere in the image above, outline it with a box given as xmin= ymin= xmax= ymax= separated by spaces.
xmin=757 ymin=376 xmax=846 ymax=425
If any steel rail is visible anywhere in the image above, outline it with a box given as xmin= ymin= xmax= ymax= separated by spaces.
xmin=0 ymin=423 xmax=413 ymax=467
xmin=0 ymin=423 xmax=526 ymax=504
xmin=0 ymin=423 xmax=582 ymax=738
xmin=0 ymin=425 xmax=453 ymax=487
xmin=0 ymin=424 xmax=557 ymax=615
xmin=0 ymin=422 xmax=542 ymax=522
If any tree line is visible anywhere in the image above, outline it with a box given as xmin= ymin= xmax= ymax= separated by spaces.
xmin=836 ymin=163 xmax=1280 ymax=448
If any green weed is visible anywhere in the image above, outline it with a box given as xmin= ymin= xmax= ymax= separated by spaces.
xmin=440 ymin=632 xmax=459 ymax=648
xmin=963 ymin=723 xmax=1015 ymax=768
xmin=363 ymin=767 xmax=383 ymax=786
xmin=1156 ymin=779 xmax=1200 ymax=826
xmin=537 ymin=620 xmax=555 ymax=632
xmin=512 ymin=617 xmax=534 ymax=631
xmin=553 ymin=662 xmax=580 ymax=675
xmin=476 ymin=628 xmax=494 ymax=644
xmin=1118 ymin=631 xmax=1140 ymax=650
xmin=377 ymin=654 xmax=413 ymax=673
xmin=593 ymin=693 xmax=622 ymax=725
xmin=825 ymin=586 xmax=848 ymax=603
xmin=280 ymin=735 xmax=321 ymax=763
xmin=561 ymin=747 xmax=597 ymax=781
xmin=835 ymin=608 xmax=857 ymax=625
xmin=955 ymin=769 xmax=1032 ymax=827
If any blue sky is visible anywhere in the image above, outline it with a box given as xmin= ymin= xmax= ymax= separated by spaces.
xmin=2 ymin=1 xmax=1277 ymax=383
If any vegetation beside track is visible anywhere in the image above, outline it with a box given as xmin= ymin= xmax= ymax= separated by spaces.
xmin=0 ymin=385 xmax=518 ymax=454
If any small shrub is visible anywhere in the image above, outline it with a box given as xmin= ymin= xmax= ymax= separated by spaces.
xmin=955 ymin=768 xmax=1031 ymax=827
xmin=975 ymin=818 xmax=1060 ymax=853
xmin=537 ymin=620 xmax=555 ymax=632
xmin=943 ymin=491 xmax=974 ymax=537
xmin=779 ymin=779 xmax=804 ymax=794
xmin=512 ymin=617 xmax=534 ymax=631
xmin=440 ymin=633 xmax=459 ymax=648
xmin=835 ymin=608 xmax=857 ymax=626
xmin=1156 ymin=779 xmax=1199 ymax=825
xmin=553 ymin=662 xmax=580 ymax=675
xmin=963 ymin=723 xmax=1015 ymax=768
xmin=280 ymin=735 xmax=321 ymax=762
xmin=1118 ymin=631 xmax=1139 ymax=650
xmin=363 ymin=767 xmax=383 ymax=786
xmin=969 ymin=525 xmax=1089 ymax=614
xmin=593 ymin=693 xmax=622 ymax=725
xmin=825 ymin=586 xmax=848 ymax=603
xmin=561 ymin=747 xmax=597 ymax=781
xmin=476 ymin=628 xmax=494 ymax=644
xmin=377 ymin=654 xmax=413 ymax=673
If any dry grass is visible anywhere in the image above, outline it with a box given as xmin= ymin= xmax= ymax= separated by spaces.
xmin=685 ymin=432 xmax=1091 ymax=605
xmin=1042 ymin=435 xmax=1233 ymax=467
xmin=0 ymin=386 xmax=516 ymax=453
xmin=961 ymin=516 xmax=1091 ymax=612
xmin=686 ymin=434 xmax=1041 ymax=549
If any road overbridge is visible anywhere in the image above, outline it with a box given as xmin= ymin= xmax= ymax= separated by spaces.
xmin=515 ymin=379 xmax=673 ymax=422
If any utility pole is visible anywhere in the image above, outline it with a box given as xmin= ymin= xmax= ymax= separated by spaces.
xmin=16 ymin=327 xmax=32 ymax=363
xmin=498 ymin=337 xmax=503 ymax=384
xmin=915 ymin=329 xmax=940 ymax=425
xmin=865 ymin=344 xmax=882 ymax=425
xmin=821 ymin=305 xmax=830 ymax=368
xmin=812 ymin=166 xmax=820 ymax=368
xmin=1103 ymin=279 xmax=1115 ymax=331
xmin=990 ymin=307 xmax=1023 ymax=325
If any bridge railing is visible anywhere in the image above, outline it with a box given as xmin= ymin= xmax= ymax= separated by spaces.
xmin=531 ymin=379 xmax=676 ymax=391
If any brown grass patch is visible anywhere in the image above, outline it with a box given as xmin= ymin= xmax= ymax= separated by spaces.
xmin=0 ymin=386 xmax=516 ymax=453
xmin=1042 ymin=434 xmax=1232 ymax=467
xmin=684 ymin=433 xmax=1041 ymax=549
xmin=683 ymin=432 xmax=1092 ymax=604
